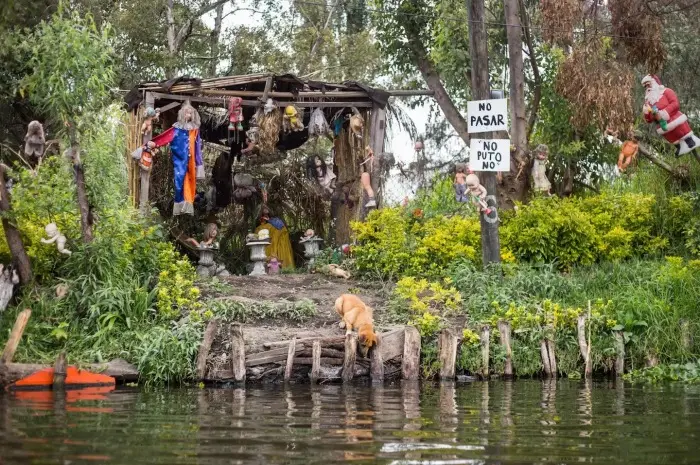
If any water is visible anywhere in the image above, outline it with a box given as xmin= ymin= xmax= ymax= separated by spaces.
xmin=0 ymin=380 xmax=698 ymax=464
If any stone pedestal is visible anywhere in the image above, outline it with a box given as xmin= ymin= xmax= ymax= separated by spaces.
xmin=247 ymin=240 xmax=271 ymax=276
xmin=196 ymin=247 xmax=229 ymax=279
xmin=300 ymin=237 xmax=324 ymax=265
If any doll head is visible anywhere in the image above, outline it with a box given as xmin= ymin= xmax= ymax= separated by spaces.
xmin=466 ymin=173 xmax=480 ymax=190
xmin=204 ymin=223 xmax=218 ymax=242
xmin=534 ymin=144 xmax=549 ymax=161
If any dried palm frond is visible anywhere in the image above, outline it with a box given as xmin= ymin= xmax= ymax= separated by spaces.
xmin=608 ymin=0 xmax=666 ymax=73
xmin=556 ymin=39 xmax=635 ymax=132
xmin=540 ymin=0 xmax=582 ymax=46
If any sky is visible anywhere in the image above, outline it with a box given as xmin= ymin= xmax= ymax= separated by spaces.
xmin=199 ymin=0 xmax=451 ymax=204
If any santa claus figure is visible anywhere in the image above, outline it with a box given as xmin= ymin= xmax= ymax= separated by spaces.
xmin=642 ymin=75 xmax=700 ymax=157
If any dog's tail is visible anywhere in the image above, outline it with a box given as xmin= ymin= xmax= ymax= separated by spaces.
xmin=334 ymin=295 xmax=345 ymax=317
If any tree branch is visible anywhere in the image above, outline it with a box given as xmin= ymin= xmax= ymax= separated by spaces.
xmin=521 ymin=0 xmax=541 ymax=143
xmin=298 ymin=0 xmax=340 ymax=76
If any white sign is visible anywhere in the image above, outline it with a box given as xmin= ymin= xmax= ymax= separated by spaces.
xmin=469 ymin=139 xmax=511 ymax=172
xmin=467 ymin=98 xmax=508 ymax=133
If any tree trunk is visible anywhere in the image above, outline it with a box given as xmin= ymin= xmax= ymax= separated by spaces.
xmin=68 ymin=128 xmax=93 ymax=243
xmin=503 ymin=0 xmax=529 ymax=208
xmin=208 ymin=3 xmax=224 ymax=77
xmin=467 ymin=0 xmax=501 ymax=265
xmin=0 ymin=165 xmax=32 ymax=284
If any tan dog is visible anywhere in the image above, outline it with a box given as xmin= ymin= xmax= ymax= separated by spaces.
xmin=335 ymin=294 xmax=378 ymax=357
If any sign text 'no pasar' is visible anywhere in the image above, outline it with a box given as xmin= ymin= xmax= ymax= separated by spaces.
xmin=467 ymin=98 xmax=508 ymax=133
xmin=469 ymin=139 xmax=510 ymax=172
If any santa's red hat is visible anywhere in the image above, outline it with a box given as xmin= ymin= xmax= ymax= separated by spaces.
xmin=641 ymin=75 xmax=662 ymax=86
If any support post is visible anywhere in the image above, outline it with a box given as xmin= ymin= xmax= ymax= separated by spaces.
xmin=1 ymin=309 xmax=32 ymax=364
xmin=284 ymin=338 xmax=296 ymax=382
xmin=614 ymin=330 xmax=625 ymax=377
xmin=438 ymin=328 xmax=458 ymax=380
xmin=363 ymin=104 xmax=387 ymax=219
xmin=402 ymin=326 xmax=421 ymax=381
xmin=497 ymin=320 xmax=513 ymax=378
xmin=370 ymin=333 xmax=384 ymax=383
xmin=310 ymin=340 xmax=321 ymax=383
xmin=546 ymin=338 xmax=557 ymax=376
xmin=577 ymin=313 xmax=592 ymax=378
xmin=680 ymin=319 xmax=692 ymax=351
xmin=196 ymin=318 xmax=219 ymax=380
xmin=480 ymin=325 xmax=490 ymax=379
xmin=342 ymin=333 xmax=357 ymax=382
xmin=230 ymin=324 xmax=246 ymax=383
xmin=52 ymin=351 xmax=67 ymax=390
xmin=139 ymin=92 xmax=155 ymax=215
xmin=467 ymin=0 xmax=500 ymax=265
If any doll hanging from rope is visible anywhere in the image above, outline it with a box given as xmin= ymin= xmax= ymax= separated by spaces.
xmin=360 ymin=145 xmax=376 ymax=208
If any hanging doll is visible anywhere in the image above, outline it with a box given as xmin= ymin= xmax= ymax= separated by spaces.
xmin=465 ymin=173 xmax=492 ymax=215
xmin=306 ymin=155 xmax=336 ymax=198
xmin=41 ymin=223 xmax=71 ymax=255
xmin=187 ymin=223 xmax=219 ymax=249
xmin=141 ymin=107 xmax=160 ymax=139
xmin=228 ymin=97 xmax=244 ymax=132
xmin=283 ymin=105 xmax=304 ymax=133
xmin=24 ymin=121 xmax=45 ymax=164
xmin=642 ymin=75 xmax=700 ymax=157
xmin=348 ymin=112 xmax=364 ymax=149
xmin=617 ymin=137 xmax=639 ymax=172
xmin=454 ymin=163 xmax=468 ymax=202
xmin=146 ymin=101 xmax=205 ymax=216
xmin=531 ymin=144 xmax=552 ymax=194
xmin=360 ymin=146 xmax=377 ymax=208
xmin=308 ymin=107 xmax=330 ymax=139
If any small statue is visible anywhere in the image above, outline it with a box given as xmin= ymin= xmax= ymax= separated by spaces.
xmin=465 ymin=174 xmax=492 ymax=215
xmin=306 ymin=155 xmax=336 ymax=198
xmin=186 ymin=223 xmax=219 ymax=249
xmin=24 ymin=121 xmax=45 ymax=162
xmin=531 ymin=144 xmax=552 ymax=194
xmin=41 ymin=223 xmax=71 ymax=256
xmin=617 ymin=137 xmax=639 ymax=172
xmin=283 ymin=106 xmax=304 ymax=133
xmin=228 ymin=97 xmax=244 ymax=131
xmin=454 ymin=163 xmax=468 ymax=202
xmin=264 ymin=98 xmax=276 ymax=115
xmin=300 ymin=229 xmax=315 ymax=242
xmin=267 ymin=257 xmax=281 ymax=275
xmin=642 ymin=75 xmax=700 ymax=157
xmin=359 ymin=146 xmax=376 ymax=208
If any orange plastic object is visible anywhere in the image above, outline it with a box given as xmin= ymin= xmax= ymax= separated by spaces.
xmin=11 ymin=366 xmax=115 ymax=390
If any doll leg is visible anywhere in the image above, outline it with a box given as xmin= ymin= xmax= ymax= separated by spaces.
xmin=361 ymin=172 xmax=376 ymax=207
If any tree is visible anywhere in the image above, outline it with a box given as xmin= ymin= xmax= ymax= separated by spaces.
xmin=22 ymin=5 xmax=116 ymax=243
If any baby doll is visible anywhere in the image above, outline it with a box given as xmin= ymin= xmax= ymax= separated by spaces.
xmin=454 ymin=163 xmax=468 ymax=202
xmin=466 ymin=173 xmax=492 ymax=215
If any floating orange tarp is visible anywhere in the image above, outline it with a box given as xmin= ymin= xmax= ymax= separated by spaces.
xmin=11 ymin=366 xmax=115 ymax=391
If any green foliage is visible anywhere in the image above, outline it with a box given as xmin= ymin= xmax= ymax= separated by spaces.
xmin=156 ymin=246 xmax=201 ymax=319
xmin=205 ymin=298 xmax=317 ymax=323
xmin=624 ymin=361 xmax=700 ymax=384
xmin=22 ymin=3 xmax=115 ymax=126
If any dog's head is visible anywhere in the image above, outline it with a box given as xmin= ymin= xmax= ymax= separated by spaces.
xmin=358 ymin=325 xmax=377 ymax=358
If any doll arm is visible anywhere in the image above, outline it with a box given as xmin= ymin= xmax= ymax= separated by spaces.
xmin=478 ymin=185 xmax=488 ymax=199
xmin=41 ymin=235 xmax=58 ymax=244
xmin=148 ymin=126 xmax=175 ymax=148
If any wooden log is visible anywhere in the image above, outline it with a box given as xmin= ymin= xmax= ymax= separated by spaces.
xmin=577 ymin=314 xmax=592 ymax=378
xmin=379 ymin=328 xmax=405 ymax=361
xmin=480 ymin=325 xmax=490 ymax=379
xmin=401 ymin=327 xmax=421 ymax=381
xmin=614 ymin=330 xmax=625 ymax=377
xmin=1 ymin=309 xmax=31 ymax=364
xmin=284 ymin=338 xmax=296 ymax=382
xmin=294 ymin=357 xmax=344 ymax=365
xmin=259 ymin=76 xmax=273 ymax=104
xmin=310 ymin=341 xmax=321 ymax=383
xmin=263 ymin=335 xmax=346 ymax=349
xmin=342 ymin=333 xmax=357 ymax=382
xmin=52 ymin=352 xmax=67 ymax=390
xmin=230 ymin=324 xmax=246 ymax=383
xmin=246 ymin=345 xmax=305 ymax=366
xmin=298 ymin=347 xmax=345 ymax=358
xmin=541 ymin=339 xmax=552 ymax=377
xmin=370 ymin=333 xmax=384 ymax=383
xmin=497 ymin=320 xmax=513 ymax=378
xmin=196 ymin=318 xmax=219 ymax=380
xmin=149 ymin=92 xmax=372 ymax=108
xmin=438 ymin=329 xmax=458 ymax=380
xmin=546 ymin=339 xmax=557 ymax=376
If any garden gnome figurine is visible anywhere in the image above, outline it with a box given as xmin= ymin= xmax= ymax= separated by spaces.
xmin=466 ymin=174 xmax=492 ymax=214
xmin=642 ymin=75 xmax=700 ymax=157
xmin=267 ymin=257 xmax=281 ymax=275
xmin=41 ymin=223 xmax=71 ymax=256
xmin=532 ymin=144 xmax=552 ymax=194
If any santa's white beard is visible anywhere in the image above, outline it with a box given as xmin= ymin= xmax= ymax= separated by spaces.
xmin=645 ymin=86 xmax=665 ymax=105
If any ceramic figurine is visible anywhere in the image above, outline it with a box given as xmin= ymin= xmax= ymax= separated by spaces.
xmin=228 ymin=97 xmax=244 ymax=131
xmin=41 ymin=223 xmax=71 ymax=255
xmin=642 ymin=75 xmax=700 ymax=157
xmin=300 ymin=229 xmax=315 ymax=242
xmin=617 ymin=138 xmax=639 ymax=172
xmin=267 ymin=257 xmax=281 ymax=275
xmin=532 ymin=144 xmax=552 ymax=194
xmin=147 ymin=101 xmax=205 ymax=215
xmin=465 ymin=174 xmax=492 ymax=215
xmin=454 ymin=163 xmax=468 ymax=202
xmin=359 ymin=146 xmax=376 ymax=208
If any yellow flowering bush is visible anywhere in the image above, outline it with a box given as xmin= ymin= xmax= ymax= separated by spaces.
xmin=156 ymin=245 xmax=202 ymax=319
xmin=462 ymin=328 xmax=481 ymax=346
xmin=393 ymin=276 xmax=462 ymax=315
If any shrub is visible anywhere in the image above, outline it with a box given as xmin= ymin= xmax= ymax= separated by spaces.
xmin=156 ymin=245 xmax=201 ymax=320
xmin=351 ymin=208 xmax=412 ymax=279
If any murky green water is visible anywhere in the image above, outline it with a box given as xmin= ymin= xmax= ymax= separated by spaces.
xmin=0 ymin=380 xmax=698 ymax=464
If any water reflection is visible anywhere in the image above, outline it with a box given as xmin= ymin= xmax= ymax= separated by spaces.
xmin=0 ymin=380 xmax=698 ymax=464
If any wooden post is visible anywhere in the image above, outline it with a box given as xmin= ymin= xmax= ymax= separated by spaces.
xmin=363 ymin=104 xmax=387 ymax=219
xmin=480 ymin=325 xmax=490 ymax=379
xmin=196 ymin=318 xmax=219 ymax=380
xmin=230 ymin=324 xmax=246 ymax=383
xmin=401 ymin=326 xmax=421 ymax=381
xmin=577 ymin=314 xmax=592 ymax=378
xmin=680 ymin=319 xmax=692 ymax=351
xmin=497 ymin=320 xmax=513 ymax=378
xmin=342 ymin=333 xmax=357 ymax=382
xmin=370 ymin=333 xmax=384 ymax=383
xmin=467 ymin=0 xmax=500 ymax=265
xmin=310 ymin=340 xmax=321 ymax=383
xmin=546 ymin=339 xmax=557 ymax=376
xmin=1 ymin=309 xmax=31 ymax=364
xmin=52 ymin=352 xmax=67 ymax=390
xmin=284 ymin=338 xmax=296 ymax=382
xmin=438 ymin=329 xmax=458 ymax=380
xmin=614 ymin=330 xmax=625 ymax=377
xmin=138 ymin=92 xmax=155 ymax=215
xmin=541 ymin=340 xmax=552 ymax=377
